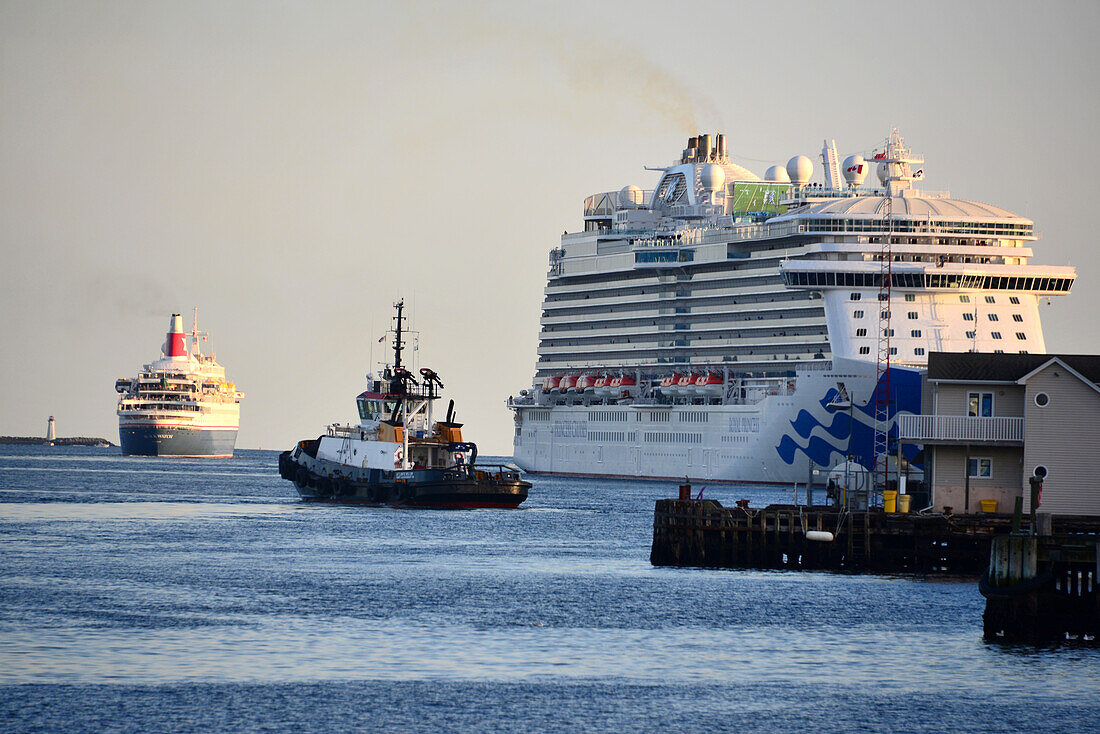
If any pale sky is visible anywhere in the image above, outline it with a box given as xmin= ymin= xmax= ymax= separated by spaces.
xmin=2 ymin=0 xmax=1098 ymax=454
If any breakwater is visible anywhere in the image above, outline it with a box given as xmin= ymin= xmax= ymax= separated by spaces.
xmin=0 ymin=436 xmax=112 ymax=447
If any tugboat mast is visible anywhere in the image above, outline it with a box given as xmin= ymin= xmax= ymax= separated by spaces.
xmin=392 ymin=299 xmax=405 ymax=370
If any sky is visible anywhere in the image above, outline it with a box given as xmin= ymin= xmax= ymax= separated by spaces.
xmin=2 ymin=0 xmax=1098 ymax=454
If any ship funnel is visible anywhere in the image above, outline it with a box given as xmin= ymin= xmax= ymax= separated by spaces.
xmin=698 ymin=134 xmax=713 ymax=162
xmin=717 ymin=133 xmax=727 ymax=160
xmin=164 ymin=313 xmax=187 ymax=358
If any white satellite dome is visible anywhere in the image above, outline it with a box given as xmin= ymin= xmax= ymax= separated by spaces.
xmin=786 ymin=155 xmax=813 ymax=185
xmin=765 ymin=165 xmax=791 ymax=183
xmin=842 ymin=155 xmax=868 ymax=186
xmin=701 ymin=163 xmax=726 ymax=191
xmin=876 ymin=161 xmax=888 ymax=185
xmin=618 ymin=185 xmax=644 ymax=208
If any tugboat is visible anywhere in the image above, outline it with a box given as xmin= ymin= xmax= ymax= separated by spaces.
xmin=278 ymin=300 xmax=530 ymax=508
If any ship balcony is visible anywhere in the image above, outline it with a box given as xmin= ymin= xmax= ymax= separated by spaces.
xmin=897 ymin=415 xmax=1023 ymax=445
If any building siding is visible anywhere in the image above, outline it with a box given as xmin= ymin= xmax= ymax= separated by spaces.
xmin=1022 ymin=365 xmax=1100 ymax=516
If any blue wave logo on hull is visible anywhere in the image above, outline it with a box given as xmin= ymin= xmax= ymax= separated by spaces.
xmin=775 ymin=367 xmax=922 ymax=470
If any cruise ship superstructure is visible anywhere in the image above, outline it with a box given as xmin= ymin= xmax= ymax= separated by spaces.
xmin=508 ymin=130 xmax=1075 ymax=483
xmin=116 ymin=312 xmax=243 ymax=457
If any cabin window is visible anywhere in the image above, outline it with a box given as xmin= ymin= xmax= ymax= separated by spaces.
xmin=960 ymin=295 xmax=971 ymax=303
xmin=908 ymin=311 xmax=918 ymax=319
xmin=985 ymin=296 xmax=996 ymax=303
xmin=1016 ymin=332 xmax=1027 ymax=340
xmin=968 ymin=392 xmax=993 ymax=417
xmin=968 ymin=458 xmax=992 ymax=478
xmin=1013 ymin=314 xmax=1023 ymax=322
xmin=914 ymin=347 xmax=925 ymax=356
xmin=1010 ymin=296 xmax=1020 ymax=304
xmin=850 ymin=293 xmax=862 ymax=301
xmin=1034 ymin=392 xmax=1050 ymax=407
xmin=356 ymin=398 xmax=369 ymax=419
xmin=856 ymin=328 xmax=867 ymax=337
xmin=963 ymin=312 xmax=975 ymax=321
xmin=858 ymin=346 xmax=870 ymax=355
xmin=911 ymin=329 xmax=922 ymax=337
xmin=988 ymin=314 xmax=999 ymax=321
xmin=853 ymin=310 xmax=864 ymax=318
xmin=904 ymin=294 xmax=915 ymax=302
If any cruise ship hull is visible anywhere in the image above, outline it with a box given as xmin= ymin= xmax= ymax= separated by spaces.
xmin=119 ymin=424 xmax=238 ymax=457
xmin=512 ymin=361 xmax=922 ymax=485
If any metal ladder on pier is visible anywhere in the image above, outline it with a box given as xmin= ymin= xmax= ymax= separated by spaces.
xmin=847 ymin=512 xmax=871 ymax=568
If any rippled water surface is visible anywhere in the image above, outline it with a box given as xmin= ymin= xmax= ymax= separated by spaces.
xmin=2 ymin=445 xmax=1098 ymax=732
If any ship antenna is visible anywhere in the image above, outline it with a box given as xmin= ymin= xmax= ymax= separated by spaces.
xmin=393 ymin=299 xmax=405 ymax=370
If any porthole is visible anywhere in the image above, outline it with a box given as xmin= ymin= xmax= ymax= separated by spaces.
xmin=1034 ymin=392 xmax=1049 ymax=407
xmin=1033 ymin=465 xmax=1048 ymax=480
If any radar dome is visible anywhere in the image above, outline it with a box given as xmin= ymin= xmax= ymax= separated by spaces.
xmin=842 ymin=155 xmax=868 ymax=186
xmin=786 ymin=155 xmax=813 ymax=185
xmin=765 ymin=165 xmax=791 ymax=183
xmin=701 ymin=163 xmax=726 ymax=191
xmin=876 ymin=161 xmax=888 ymax=185
xmin=618 ymin=185 xmax=644 ymax=208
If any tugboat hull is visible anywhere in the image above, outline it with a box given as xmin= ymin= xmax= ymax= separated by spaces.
xmin=279 ymin=445 xmax=529 ymax=509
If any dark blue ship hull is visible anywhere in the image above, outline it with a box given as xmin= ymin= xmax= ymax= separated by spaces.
xmin=119 ymin=425 xmax=237 ymax=457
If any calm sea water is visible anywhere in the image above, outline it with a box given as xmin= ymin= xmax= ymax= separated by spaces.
xmin=1 ymin=445 xmax=1097 ymax=732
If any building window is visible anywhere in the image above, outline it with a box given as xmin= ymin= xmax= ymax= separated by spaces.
xmin=853 ymin=310 xmax=864 ymax=318
xmin=1016 ymin=332 xmax=1027 ymax=340
xmin=883 ymin=328 xmax=894 ymax=337
xmin=1035 ymin=392 xmax=1049 ymax=407
xmin=991 ymin=332 xmax=1002 ymax=339
xmin=960 ymin=295 xmax=971 ymax=303
xmin=890 ymin=347 xmax=897 ymax=355
xmin=995 ymin=349 xmax=1004 ymax=353
xmin=850 ymin=293 xmax=862 ymax=301
xmin=968 ymin=391 xmax=993 ymax=417
xmin=881 ymin=310 xmax=890 ymax=319
xmin=1012 ymin=314 xmax=1023 ymax=322
xmin=908 ymin=311 xmax=918 ymax=319
xmin=911 ymin=329 xmax=921 ymax=337
xmin=988 ymin=313 xmax=999 ymax=321
xmin=904 ymin=294 xmax=915 ymax=302
xmin=1010 ymin=296 xmax=1020 ymax=304
xmin=985 ymin=296 xmax=996 ymax=304
xmin=966 ymin=330 xmax=976 ymax=338
xmin=856 ymin=328 xmax=867 ymax=337
xmin=859 ymin=346 xmax=870 ymax=355
xmin=963 ymin=312 xmax=975 ymax=321
xmin=914 ymin=347 xmax=925 ymax=355
xmin=968 ymin=457 xmax=992 ymax=478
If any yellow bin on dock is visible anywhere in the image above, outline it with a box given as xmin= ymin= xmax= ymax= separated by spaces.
xmin=897 ymin=494 xmax=911 ymax=513
xmin=980 ymin=499 xmax=998 ymax=513
xmin=884 ymin=489 xmax=898 ymax=513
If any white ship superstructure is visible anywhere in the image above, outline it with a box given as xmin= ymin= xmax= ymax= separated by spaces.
xmin=116 ymin=312 xmax=243 ymax=457
xmin=508 ymin=131 xmax=1075 ymax=483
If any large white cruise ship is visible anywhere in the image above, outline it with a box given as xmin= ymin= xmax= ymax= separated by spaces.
xmin=116 ymin=312 xmax=243 ymax=457
xmin=508 ymin=130 xmax=1075 ymax=484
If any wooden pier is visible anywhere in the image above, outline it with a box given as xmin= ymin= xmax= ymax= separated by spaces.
xmin=651 ymin=498 xmax=1100 ymax=576
xmin=981 ymin=535 xmax=1099 ymax=643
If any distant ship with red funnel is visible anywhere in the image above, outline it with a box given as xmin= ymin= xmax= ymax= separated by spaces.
xmin=115 ymin=311 xmax=243 ymax=457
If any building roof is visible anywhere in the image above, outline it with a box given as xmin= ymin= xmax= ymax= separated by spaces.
xmin=927 ymin=352 xmax=1100 ymax=383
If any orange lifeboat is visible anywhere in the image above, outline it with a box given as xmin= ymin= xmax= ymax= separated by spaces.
xmin=592 ymin=374 xmax=611 ymax=397
xmin=696 ymin=372 xmax=724 ymax=397
xmin=659 ymin=374 xmax=678 ymax=393
xmin=672 ymin=372 xmax=701 ymax=396
xmin=560 ymin=374 xmax=579 ymax=393
xmin=616 ymin=373 xmax=636 ymax=399
xmin=576 ymin=373 xmax=597 ymax=393
xmin=544 ymin=375 xmax=562 ymax=393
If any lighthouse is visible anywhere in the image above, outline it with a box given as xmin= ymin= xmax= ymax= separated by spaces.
xmin=46 ymin=416 xmax=56 ymax=442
